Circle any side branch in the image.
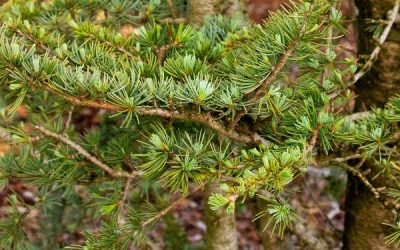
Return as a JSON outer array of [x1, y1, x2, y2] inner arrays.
[[231, 42, 297, 129], [35, 125, 141, 179], [141, 184, 204, 228], [43, 86, 260, 145], [352, 0, 400, 84], [339, 162, 400, 215], [230, 10, 312, 129]]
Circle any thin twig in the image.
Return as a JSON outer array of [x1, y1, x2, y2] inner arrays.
[[346, 111, 371, 121], [339, 162, 378, 197], [65, 107, 74, 130], [303, 124, 322, 159], [166, 0, 177, 19], [339, 162, 400, 214], [315, 152, 362, 167], [35, 125, 141, 179], [11, 27, 54, 56], [159, 17, 187, 24], [352, 0, 400, 84], [155, 41, 179, 66], [119, 176, 134, 210], [141, 184, 204, 228]]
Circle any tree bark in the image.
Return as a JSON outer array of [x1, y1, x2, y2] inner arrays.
[[187, 0, 248, 26], [186, 3, 244, 249], [252, 197, 288, 250], [187, 0, 218, 26], [204, 182, 238, 250], [343, 1, 400, 249]]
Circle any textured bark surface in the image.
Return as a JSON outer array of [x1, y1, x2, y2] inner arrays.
[[354, 0, 400, 109], [187, 0, 218, 26], [344, 0, 400, 249], [204, 182, 238, 250], [188, 0, 248, 26]]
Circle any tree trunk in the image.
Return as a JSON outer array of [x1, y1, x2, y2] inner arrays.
[[187, 0, 248, 26], [204, 182, 238, 250], [252, 198, 288, 250], [343, 1, 400, 249], [187, 0, 218, 26], [186, 3, 247, 249]]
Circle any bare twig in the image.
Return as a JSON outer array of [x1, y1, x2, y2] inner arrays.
[[119, 176, 134, 210], [159, 17, 187, 24], [141, 184, 204, 228], [65, 107, 74, 130], [339, 162, 400, 214], [346, 111, 371, 121], [315, 152, 362, 167], [339, 162, 378, 196], [303, 124, 321, 159], [166, 0, 177, 19], [155, 41, 179, 66], [352, 0, 400, 84], [35, 125, 141, 179]]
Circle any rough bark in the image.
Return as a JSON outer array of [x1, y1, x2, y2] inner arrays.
[[343, 0, 400, 249], [204, 182, 238, 250], [187, 0, 218, 26], [187, 0, 248, 26], [354, 0, 400, 109]]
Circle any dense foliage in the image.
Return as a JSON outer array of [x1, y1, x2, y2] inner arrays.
[[0, 0, 400, 249]]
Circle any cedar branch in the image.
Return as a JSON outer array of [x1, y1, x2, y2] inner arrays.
[[35, 125, 141, 179], [230, 8, 313, 129], [141, 184, 204, 228], [42, 85, 261, 145]]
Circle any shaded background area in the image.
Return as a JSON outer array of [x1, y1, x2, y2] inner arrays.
[[0, 0, 359, 249]]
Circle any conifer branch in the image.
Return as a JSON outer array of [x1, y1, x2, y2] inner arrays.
[[159, 17, 187, 24], [303, 124, 321, 159], [119, 176, 134, 211], [118, 176, 134, 223], [35, 125, 141, 179], [339, 162, 400, 215], [230, 8, 313, 129], [155, 41, 179, 65], [352, 0, 400, 84], [141, 184, 204, 228], [11, 26, 55, 56], [166, 0, 177, 19], [42, 85, 260, 145], [83, 32, 138, 59]]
